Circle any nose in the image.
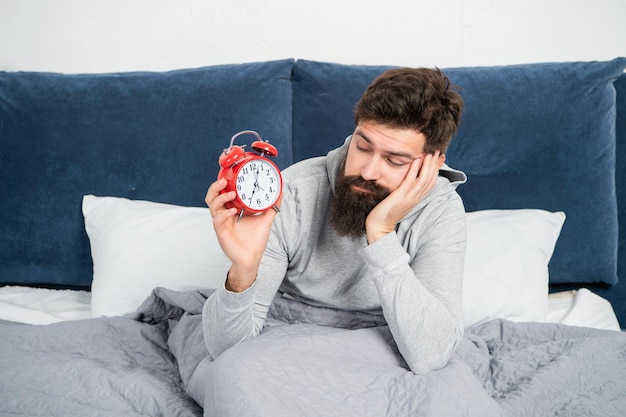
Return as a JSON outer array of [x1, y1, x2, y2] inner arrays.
[[360, 155, 383, 181]]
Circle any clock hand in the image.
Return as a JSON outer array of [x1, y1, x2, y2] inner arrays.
[[248, 186, 256, 204], [254, 165, 264, 191], [245, 165, 259, 205]]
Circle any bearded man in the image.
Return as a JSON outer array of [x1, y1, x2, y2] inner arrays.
[[203, 67, 466, 375]]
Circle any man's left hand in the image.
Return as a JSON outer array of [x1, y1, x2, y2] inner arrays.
[[365, 151, 442, 244]]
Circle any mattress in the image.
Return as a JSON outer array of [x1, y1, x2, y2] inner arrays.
[[0, 286, 91, 324]]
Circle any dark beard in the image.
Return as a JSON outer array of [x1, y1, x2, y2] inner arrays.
[[330, 172, 390, 239]]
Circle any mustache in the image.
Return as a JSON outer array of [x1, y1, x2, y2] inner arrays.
[[339, 175, 389, 195]]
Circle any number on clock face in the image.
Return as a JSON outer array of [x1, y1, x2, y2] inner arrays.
[[235, 159, 281, 210]]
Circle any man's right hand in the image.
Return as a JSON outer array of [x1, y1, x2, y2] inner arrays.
[[205, 178, 280, 292]]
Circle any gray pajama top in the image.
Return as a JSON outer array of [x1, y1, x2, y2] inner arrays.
[[203, 136, 467, 374]]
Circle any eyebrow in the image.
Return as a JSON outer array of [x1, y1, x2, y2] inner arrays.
[[356, 130, 417, 160]]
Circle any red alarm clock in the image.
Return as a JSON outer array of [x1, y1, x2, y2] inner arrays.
[[217, 130, 283, 219]]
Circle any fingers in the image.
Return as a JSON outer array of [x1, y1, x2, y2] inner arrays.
[[367, 151, 442, 242], [205, 178, 226, 207], [407, 155, 423, 180], [206, 179, 237, 220], [417, 151, 441, 185], [395, 151, 441, 204]]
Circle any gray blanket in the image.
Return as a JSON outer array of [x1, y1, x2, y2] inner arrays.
[[2, 287, 626, 417]]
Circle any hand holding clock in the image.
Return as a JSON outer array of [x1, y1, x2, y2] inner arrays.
[[206, 178, 281, 292], [208, 131, 284, 292]]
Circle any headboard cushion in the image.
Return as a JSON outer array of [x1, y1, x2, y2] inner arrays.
[[0, 59, 295, 288], [292, 58, 626, 285], [612, 73, 626, 321]]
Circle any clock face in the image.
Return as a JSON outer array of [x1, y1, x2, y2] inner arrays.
[[235, 158, 282, 211]]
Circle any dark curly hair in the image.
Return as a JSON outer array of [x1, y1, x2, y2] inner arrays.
[[354, 68, 463, 153]]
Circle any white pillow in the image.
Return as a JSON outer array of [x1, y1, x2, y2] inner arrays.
[[462, 209, 566, 328], [84, 196, 565, 324], [83, 195, 230, 317]]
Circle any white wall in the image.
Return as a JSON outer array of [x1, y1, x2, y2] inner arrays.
[[0, 0, 625, 73]]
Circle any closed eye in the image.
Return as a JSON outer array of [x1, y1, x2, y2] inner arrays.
[[357, 144, 410, 167], [386, 157, 409, 167]]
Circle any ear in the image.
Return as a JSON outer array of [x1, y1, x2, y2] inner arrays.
[[437, 154, 446, 169]]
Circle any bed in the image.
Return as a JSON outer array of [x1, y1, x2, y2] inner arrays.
[[1, 57, 626, 416]]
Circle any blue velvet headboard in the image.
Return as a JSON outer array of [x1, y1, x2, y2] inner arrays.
[[0, 59, 294, 288], [612, 73, 626, 322], [293, 58, 626, 287]]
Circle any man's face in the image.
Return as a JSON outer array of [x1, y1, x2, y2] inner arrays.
[[345, 121, 427, 192], [330, 121, 428, 238]]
